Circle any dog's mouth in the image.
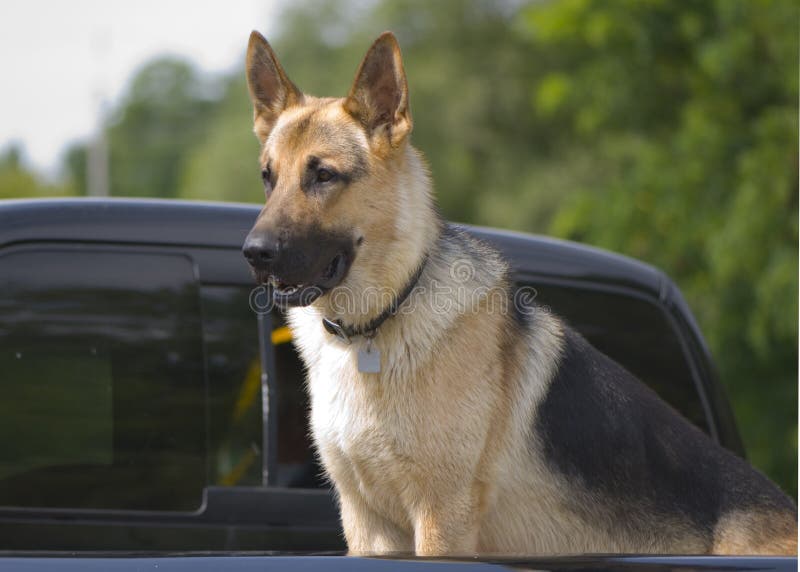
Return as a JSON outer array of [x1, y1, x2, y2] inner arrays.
[[263, 252, 350, 308]]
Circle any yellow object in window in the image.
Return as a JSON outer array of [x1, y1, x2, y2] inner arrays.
[[271, 325, 292, 345]]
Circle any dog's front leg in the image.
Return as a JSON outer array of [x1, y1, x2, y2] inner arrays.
[[413, 491, 482, 556], [338, 489, 413, 555]]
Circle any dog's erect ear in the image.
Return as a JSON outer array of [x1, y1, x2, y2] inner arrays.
[[344, 32, 411, 148], [246, 31, 303, 141]]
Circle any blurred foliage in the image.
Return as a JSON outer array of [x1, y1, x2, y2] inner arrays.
[[527, 0, 799, 497], [68, 58, 220, 198], [0, 145, 74, 199], [19, 0, 800, 496]]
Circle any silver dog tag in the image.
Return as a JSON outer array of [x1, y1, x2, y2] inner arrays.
[[358, 340, 381, 373]]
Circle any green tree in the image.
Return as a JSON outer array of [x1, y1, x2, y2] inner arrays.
[[110, 57, 220, 198], [522, 0, 798, 496], [68, 58, 220, 198], [178, 77, 260, 203], [0, 145, 74, 199]]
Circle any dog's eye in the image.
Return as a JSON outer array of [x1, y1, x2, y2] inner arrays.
[[261, 167, 272, 193], [316, 168, 336, 183]]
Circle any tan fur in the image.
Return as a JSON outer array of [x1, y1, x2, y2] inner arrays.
[[245, 30, 798, 556], [713, 510, 798, 555]]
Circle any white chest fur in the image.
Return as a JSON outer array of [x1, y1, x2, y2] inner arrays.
[[300, 329, 429, 524], [286, 303, 482, 525], [283, 252, 585, 553]]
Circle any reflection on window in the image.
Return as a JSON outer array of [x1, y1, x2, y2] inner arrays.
[[0, 249, 206, 511], [202, 286, 263, 487]]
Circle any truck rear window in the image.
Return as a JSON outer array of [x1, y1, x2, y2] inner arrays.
[[0, 248, 206, 511]]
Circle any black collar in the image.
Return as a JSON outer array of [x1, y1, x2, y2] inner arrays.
[[322, 254, 428, 343]]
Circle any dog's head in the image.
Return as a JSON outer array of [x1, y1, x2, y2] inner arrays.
[[242, 31, 422, 309]]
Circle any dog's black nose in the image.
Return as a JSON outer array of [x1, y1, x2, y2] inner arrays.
[[243, 234, 279, 269]]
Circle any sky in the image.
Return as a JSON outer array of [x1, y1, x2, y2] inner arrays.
[[0, 0, 279, 177]]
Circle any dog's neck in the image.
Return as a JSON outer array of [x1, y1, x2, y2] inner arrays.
[[311, 144, 440, 331], [321, 252, 429, 342], [287, 217, 510, 384]]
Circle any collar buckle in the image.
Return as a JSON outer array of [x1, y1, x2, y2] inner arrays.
[[322, 317, 351, 344]]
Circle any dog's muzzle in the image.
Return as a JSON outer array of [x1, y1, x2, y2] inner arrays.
[[242, 228, 355, 308]]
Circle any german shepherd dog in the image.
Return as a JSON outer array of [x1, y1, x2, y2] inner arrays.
[[242, 31, 797, 556]]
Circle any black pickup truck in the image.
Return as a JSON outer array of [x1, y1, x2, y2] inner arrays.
[[0, 198, 793, 571]]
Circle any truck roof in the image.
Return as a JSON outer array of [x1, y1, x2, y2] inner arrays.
[[0, 197, 663, 294]]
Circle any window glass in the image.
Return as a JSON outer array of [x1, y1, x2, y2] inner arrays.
[[201, 286, 263, 487], [272, 310, 326, 488], [530, 282, 709, 433], [0, 248, 206, 511]]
